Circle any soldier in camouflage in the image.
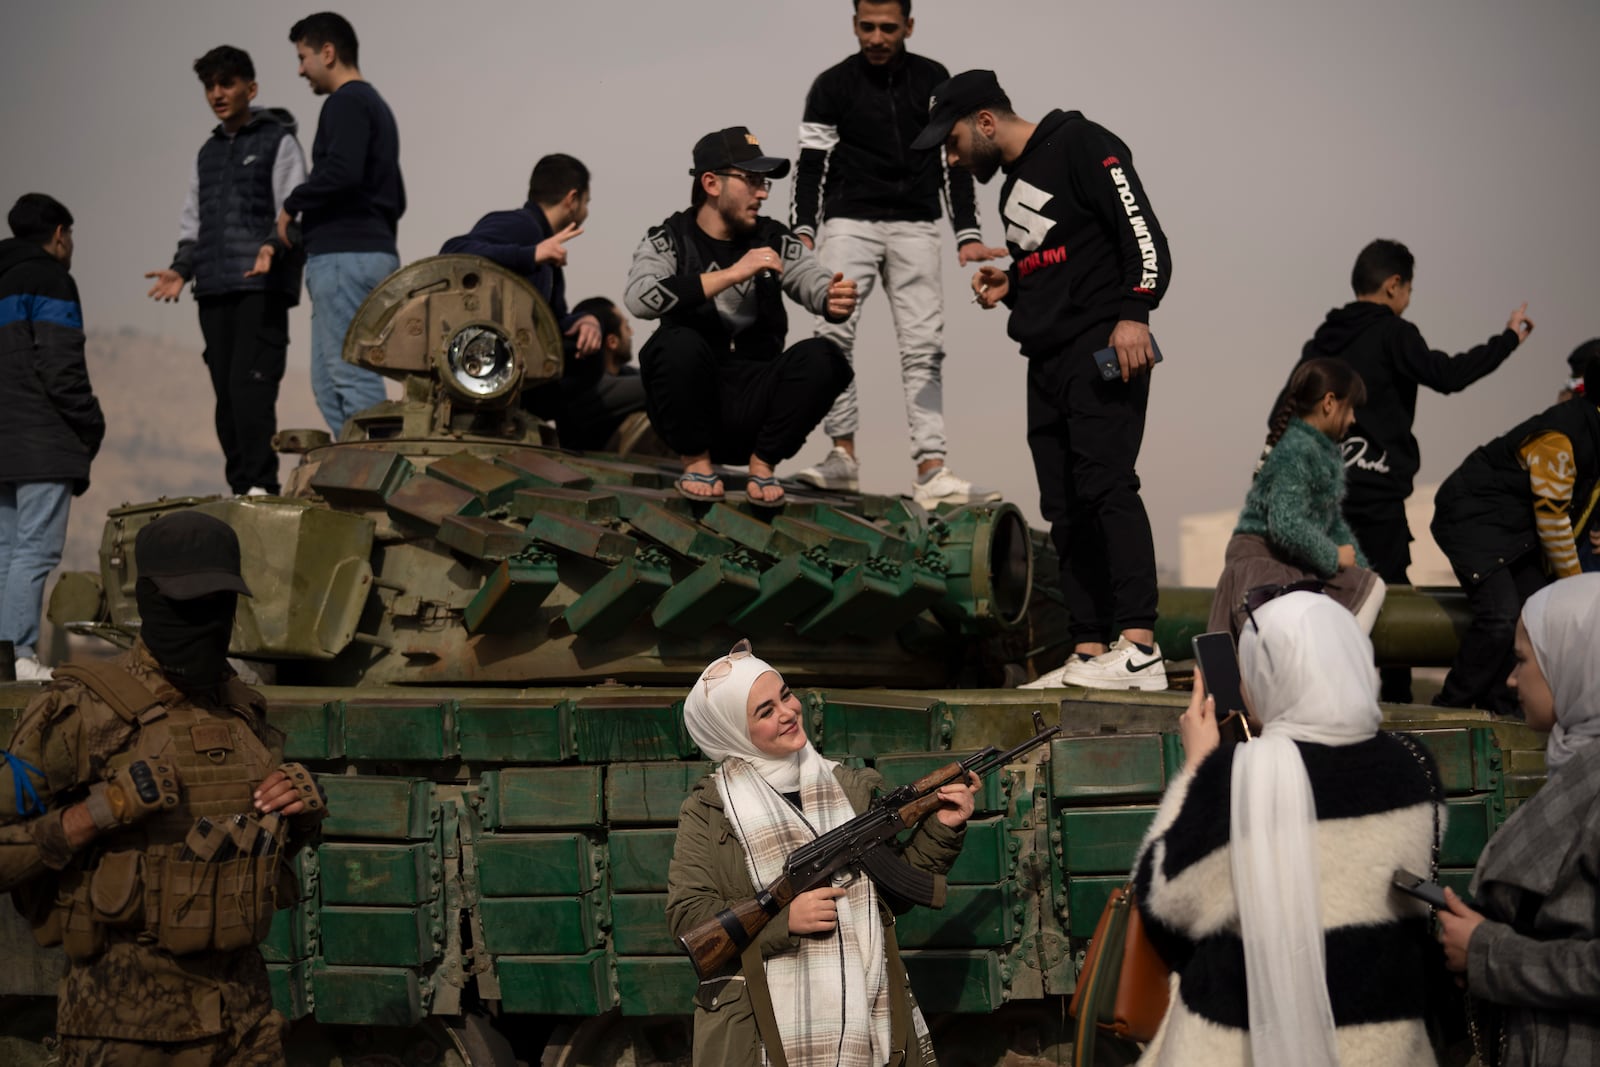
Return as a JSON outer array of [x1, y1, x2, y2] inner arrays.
[[0, 511, 326, 1066]]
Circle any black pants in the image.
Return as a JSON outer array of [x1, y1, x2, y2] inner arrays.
[[197, 292, 288, 493], [561, 371, 648, 451], [1347, 500, 1413, 703], [1026, 330, 1158, 645], [638, 327, 851, 465], [1434, 552, 1548, 716]]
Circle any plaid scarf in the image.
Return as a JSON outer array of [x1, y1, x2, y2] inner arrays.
[[718, 752, 891, 1067]]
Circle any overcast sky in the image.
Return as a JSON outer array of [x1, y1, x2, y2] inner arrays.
[[4, 0, 1596, 568]]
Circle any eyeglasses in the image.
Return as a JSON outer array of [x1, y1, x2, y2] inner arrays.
[[1239, 579, 1326, 633], [714, 171, 772, 193]]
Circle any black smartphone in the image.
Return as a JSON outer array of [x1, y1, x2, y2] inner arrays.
[[1392, 868, 1450, 909], [1191, 631, 1249, 744], [1093, 335, 1164, 381]]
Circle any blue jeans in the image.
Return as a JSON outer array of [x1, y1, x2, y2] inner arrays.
[[305, 251, 397, 435], [0, 481, 72, 660]]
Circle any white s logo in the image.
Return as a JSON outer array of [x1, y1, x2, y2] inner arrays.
[[1003, 180, 1055, 252]]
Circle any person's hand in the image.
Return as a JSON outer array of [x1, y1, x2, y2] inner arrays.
[[243, 245, 275, 279], [1180, 671, 1221, 771], [144, 269, 185, 301], [1109, 319, 1155, 383], [734, 246, 783, 282], [1438, 887, 1487, 974], [825, 272, 856, 319], [798, 234, 815, 251], [958, 242, 1008, 267], [275, 209, 292, 247], [536, 223, 584, 267], [565, 314, 602, 358], [252, 769, 311, 816], [788, 885, 847, 935], [1506, 302, 1533, 345], [1337, 543, 1358, 569], [971, 265, 1009, 309], [935, 771, 981, 828]]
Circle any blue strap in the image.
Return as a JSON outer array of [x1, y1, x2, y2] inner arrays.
[[3, 750, 47, 817]]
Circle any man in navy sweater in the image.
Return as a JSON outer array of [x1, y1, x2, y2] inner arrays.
[[272, 12, 405, 436], [439, 154, 602, 438], [921, 70, 1172, 691]]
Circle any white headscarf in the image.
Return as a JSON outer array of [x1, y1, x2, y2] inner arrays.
[[1230, 592, 1384, 1067], [683, 639, 813, 792], [1521, 573, 1600, 774]]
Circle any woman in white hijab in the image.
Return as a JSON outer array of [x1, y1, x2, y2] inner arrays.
[[1437, 573, 1600, 1066], [666, 640, 977, 1067], [1131, 591, 1443, 1066]]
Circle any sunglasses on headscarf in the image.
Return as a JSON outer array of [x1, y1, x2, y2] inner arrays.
[[1239, 579, 1327, 633], [700, 639, 755, 695]]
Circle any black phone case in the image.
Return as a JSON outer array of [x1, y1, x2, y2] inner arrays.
[[1093, 336, 1165, 380]]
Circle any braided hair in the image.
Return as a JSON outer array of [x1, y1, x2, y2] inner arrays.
[[1254, 358, 1368, 474]]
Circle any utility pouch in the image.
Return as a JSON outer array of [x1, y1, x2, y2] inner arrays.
[[156, 856, 218, 956], [88, 849, 145, 926], [15, 879, 64, 948], [211, 855, 272, 951], [59, 871, 106, 961]]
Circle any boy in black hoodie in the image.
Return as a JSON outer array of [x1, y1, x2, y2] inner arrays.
[[1302, 238, 1531, 701]]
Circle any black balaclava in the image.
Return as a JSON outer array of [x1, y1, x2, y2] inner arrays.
[[135, 578, 236, 690]]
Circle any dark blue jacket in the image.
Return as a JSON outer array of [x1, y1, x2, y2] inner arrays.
[[439, 203, 577, 326], [0, 239, 104, 492], [284, 81, 405, 256], [173, 108, 304, 303]]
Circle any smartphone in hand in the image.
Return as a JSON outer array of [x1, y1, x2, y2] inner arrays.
[[1093, 335, 1165, 381], [1392, 868, 1451, 909], [1192, 631, 1250, 745]]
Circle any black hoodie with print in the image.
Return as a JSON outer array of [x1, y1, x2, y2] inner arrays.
[[1300, 302, 1518, 510]]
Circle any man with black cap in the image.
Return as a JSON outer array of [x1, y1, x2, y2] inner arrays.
[[0, 510, 326, 1065], [625, 126, 858, 506], [915, 70, 1174, 691]]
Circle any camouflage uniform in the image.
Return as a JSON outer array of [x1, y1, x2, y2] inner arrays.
[[0, 641, 320, 1065]]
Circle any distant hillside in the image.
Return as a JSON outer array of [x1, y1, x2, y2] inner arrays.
[[59, 328, 325, 572]]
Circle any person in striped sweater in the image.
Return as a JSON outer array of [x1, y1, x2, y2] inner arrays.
[[1132, 591, 1445, 1066]]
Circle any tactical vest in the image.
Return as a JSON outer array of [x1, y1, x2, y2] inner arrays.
[[33, 662, 287, 961]]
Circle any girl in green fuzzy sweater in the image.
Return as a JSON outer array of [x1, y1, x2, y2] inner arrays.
[[1209, 358, 1387, 636]]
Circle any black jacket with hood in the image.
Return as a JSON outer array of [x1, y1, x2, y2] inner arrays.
[[1301, 302, 1518, 511], [0, 239, 104, 492]]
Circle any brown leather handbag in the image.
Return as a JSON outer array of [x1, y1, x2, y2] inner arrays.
[[1068, 884, 1171, 1059]]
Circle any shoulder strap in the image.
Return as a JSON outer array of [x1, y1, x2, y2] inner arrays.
[[739, 941, 790, 1067], [51, 662, 164, 725]]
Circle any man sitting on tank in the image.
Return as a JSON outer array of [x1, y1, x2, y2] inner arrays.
[[624, 126, 857, 506], [0, 512, 327, 1065]]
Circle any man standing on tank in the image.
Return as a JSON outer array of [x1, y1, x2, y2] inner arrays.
[[791, 0, 1006, 508], [272, 12, 405, 436], [0, 512, 327, 1066], [926, 71, 1172, 691]]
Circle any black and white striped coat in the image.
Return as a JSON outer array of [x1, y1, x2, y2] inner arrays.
[[1131, 733, 1445, 1066]]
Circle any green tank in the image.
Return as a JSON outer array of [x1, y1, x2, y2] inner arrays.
[[0, 257, 1543, 1066]]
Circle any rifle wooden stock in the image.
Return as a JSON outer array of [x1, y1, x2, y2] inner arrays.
[[679, 874, 797, 980]]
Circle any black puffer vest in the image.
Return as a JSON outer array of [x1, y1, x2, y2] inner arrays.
[[191, 108, 303, 303]]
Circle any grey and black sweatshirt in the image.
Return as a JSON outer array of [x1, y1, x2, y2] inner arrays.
[[624, 209, 845, 362]]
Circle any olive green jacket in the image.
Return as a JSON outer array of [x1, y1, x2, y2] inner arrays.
[[666, 764, 965, 1066]]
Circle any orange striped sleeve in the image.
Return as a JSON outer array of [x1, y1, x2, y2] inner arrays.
[[1519, 431, 1581, 578]]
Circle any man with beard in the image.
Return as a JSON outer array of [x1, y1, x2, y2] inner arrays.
[[625, 127, 857, 506], [558, 296, 647, 451], [917, 71, 1173, 690], [791, 0, 1005, 506], [0, 512, 327, 1065]]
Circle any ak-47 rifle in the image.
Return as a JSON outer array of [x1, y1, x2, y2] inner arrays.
[[679, 711, 1060, 980]]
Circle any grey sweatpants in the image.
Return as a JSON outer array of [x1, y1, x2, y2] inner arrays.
[[813, 218, 947, 463]]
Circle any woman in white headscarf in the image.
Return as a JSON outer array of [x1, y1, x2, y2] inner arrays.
[[1130, 591, 1444, 1066], [666, 641, 978, 1067], [1437, 573, 1600, 1066]]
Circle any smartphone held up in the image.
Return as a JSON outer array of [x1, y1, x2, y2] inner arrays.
[[1191, 631, 1251, 745]]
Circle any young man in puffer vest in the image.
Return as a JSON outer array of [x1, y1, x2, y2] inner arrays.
[[144, 45, 307, 498], [0, 512, 327, 1065]]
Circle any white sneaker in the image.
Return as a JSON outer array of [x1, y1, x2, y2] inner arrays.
[[912, 466, 1002, 507], [794, 447, 860, 492], [1018, 637, 1168, 692], [14, 656, 53, 682], [245, 487, 272, 497]]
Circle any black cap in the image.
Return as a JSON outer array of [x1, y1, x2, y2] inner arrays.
[[690, 127, 791, 180], [909, 69, 1010, 151], [134, 512, 253, 600]]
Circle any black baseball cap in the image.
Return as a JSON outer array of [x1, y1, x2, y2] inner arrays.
[[135, 512, 253, 600], [690, 127, 791, 179], [909, 69, 1012, 151]]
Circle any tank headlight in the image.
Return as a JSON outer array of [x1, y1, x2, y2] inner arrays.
[[444, 325, 517, 400]]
